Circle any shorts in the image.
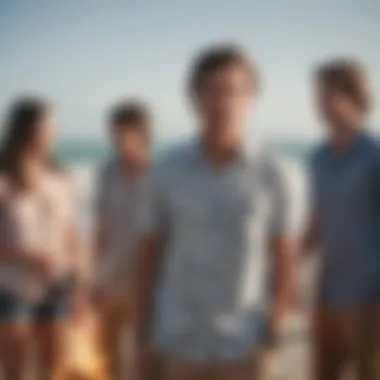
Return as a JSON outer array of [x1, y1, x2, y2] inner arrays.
[[0, 282, 71, 322]]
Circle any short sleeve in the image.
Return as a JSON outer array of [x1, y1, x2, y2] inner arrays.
[[138, 167, 168, 236], [268, 158, 297, 236]]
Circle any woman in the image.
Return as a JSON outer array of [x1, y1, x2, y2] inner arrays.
[[0, 97, 80, 379]]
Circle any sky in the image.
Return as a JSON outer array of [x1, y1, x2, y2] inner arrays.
[[0, 0, 379, 142]]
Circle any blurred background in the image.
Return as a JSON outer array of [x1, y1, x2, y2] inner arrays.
[[0, 0, 379, 229], [0, 1, 379, 379]]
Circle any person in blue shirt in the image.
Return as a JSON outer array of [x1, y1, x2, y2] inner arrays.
[[304, 59, 380, 380]]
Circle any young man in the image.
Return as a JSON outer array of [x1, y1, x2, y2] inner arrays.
[[135, 45, 297, 380], [304, 60, 380, 380], [94, 101, 151, 379]]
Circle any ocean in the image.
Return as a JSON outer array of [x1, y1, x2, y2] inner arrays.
[[60, 140, 311, 234]]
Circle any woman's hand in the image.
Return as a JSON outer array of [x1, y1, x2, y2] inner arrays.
[[31, 253, 56, 279]]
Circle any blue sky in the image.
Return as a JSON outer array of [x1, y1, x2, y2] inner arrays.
[[0, 0, 379, 141]]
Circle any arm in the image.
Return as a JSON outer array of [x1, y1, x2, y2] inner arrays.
[[133, 233, 164, 348], [62, 174, 87, 296], [0, 238, 53, 278], [301, 152, 322, 256], [0, 214, 50, 272], [269, 234, 298, 346], [93, 168, 110, 275], [94, 219, 108, 265], [66, 220, 84, 291], [267, 160, 298, 346], [0, 247, 48, 269], [301, 212, 321, 255], [0, 181, 51, 274], [133, 167, 167, 356]]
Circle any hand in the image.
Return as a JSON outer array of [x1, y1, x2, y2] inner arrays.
[[266, 315, 284, 349], [9, 248, 55, 278], [91, 283, 107, 310], [30, 254, 56, 279], [73, 289, 91, 319]]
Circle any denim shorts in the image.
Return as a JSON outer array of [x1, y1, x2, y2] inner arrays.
[[0, 282, 71, 322]]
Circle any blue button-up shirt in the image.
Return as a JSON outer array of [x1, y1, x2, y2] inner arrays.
[[139, 139, 295, 362], [311, 131, 380, 306]]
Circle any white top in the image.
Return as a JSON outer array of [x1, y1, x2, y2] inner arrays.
[[0, 170, 75, 301]]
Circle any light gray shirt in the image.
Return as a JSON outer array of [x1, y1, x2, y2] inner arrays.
[[140, 140, 295, 362], [96, 160, 147, 293]]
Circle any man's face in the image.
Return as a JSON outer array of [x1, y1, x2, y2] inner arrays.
[[315, 80, 363, 134], [112, 126, 149, 167], [192, 65, 254, 142]]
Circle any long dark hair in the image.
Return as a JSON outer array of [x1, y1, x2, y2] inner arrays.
[[0, 97, 57, 185]]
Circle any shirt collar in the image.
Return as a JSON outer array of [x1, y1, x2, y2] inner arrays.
[[327, 129, 368, 160]]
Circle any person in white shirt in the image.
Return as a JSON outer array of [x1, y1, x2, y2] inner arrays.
[[0, 98, 80, 380]]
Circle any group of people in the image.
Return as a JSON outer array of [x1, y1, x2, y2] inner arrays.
[[0, 43, 379, 380]]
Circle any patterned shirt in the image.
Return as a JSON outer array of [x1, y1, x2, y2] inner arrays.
[[311, 131, 380, 306], [139, 139, 295, 362], [96, 160, 147, 293]]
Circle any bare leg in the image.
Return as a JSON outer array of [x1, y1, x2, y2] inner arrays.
[[34, 321, 68, 380], [98, 296, 129, 379], [0, 321, 31, 380]]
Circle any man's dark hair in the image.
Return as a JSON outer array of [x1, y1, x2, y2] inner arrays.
[[188, 44, 259, 92], [315, 58, 372, 112], [108, 100, 150, 136]]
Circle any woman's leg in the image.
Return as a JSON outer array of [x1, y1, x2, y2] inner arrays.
[[35, 321, 68, 379], [0, 293, 32, 380], [33, 284, 71, 379]]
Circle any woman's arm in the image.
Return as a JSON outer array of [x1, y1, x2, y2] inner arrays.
[[0, 246, 52, 277], [63, 174, 87, 295]]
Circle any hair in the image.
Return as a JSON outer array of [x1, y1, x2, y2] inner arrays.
[[188, 43, 259, 92], [108, 100, 150, 139], [0, 97, 56, 184], [315, 58, 372, 112]]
